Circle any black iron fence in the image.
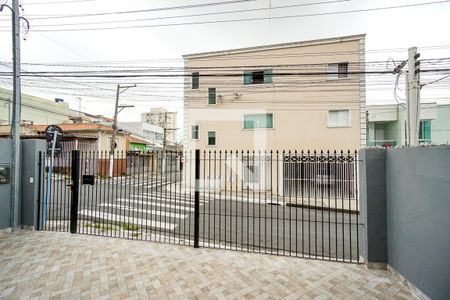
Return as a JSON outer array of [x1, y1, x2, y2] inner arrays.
[[38, 149, 361, 263]]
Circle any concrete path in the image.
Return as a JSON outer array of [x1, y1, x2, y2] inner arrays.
[[0, 231, 415, 299]]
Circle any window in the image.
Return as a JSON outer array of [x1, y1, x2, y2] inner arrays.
[[243, 113, 273, 129], [244, 69, 273, 85], [328, 110, 351, 127], [328, 63, 348, 79], [208, 88, 216, 104], [207, 131, 216, 146], [191, 125, 199, 140], [192, 72, 199, 89], [419, 120, 431, 143]]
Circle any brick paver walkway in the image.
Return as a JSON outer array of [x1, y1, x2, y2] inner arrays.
[[0, 231, 415, 299]]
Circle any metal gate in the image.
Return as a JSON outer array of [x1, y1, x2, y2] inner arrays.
[[38, 149, 361, 263]]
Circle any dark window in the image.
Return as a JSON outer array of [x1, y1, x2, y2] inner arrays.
[[192, 72, 199, 89], [208, 88, 216, 104], [338, 63, 348, 78], [419, 120, 431, 143], [191, 125, 199, 140], [244, 69, 273, 85], [208, 131, 216, 146]]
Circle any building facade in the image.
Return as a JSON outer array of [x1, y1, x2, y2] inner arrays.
[[141, 108, 177, 145], [367, 103, 450, 147], [182, 35, 366, 194], [183, 35, 366, 152], [0, 87, 70, 125]]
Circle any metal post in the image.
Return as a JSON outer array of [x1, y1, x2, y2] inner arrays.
[[70, 150, 81, 234], [10, 0, 22, 230], [36, 152, 42, 230], [194, 149, 200, 248], [408, 47, 421, 146]]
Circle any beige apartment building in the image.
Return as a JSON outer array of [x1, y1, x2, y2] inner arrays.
[[183, 34, 366, 152]]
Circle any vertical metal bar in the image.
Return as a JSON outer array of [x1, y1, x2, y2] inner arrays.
[[327, 150, 331, 261], [230, 150, 233, 250], [301, 150, 304, 258], [258, 150, 261, 253], [70, 150, 80, 234], [355, 150, 360, 263], [194, 149, 200, 248], [36, 152, 42, 230], [189, 150, 193, 245], [341, 150, 345, 261], [282, 150, 286, 256], [149, 151, 154, 242], [276, 151, 279, 255], [294, 150, 298, 257], [224, 150, 227, 249], [240, 150, 244, 251], [334, 150, 338, 261], [288, 150, 292, 256], [314, 150, 318, 259], [348, 150, 353, 262], [208, 150, 211, 247], [213, 150, 217, 248], [235, 150, 238, 251]]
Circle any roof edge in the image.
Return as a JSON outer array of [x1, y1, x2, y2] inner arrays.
[[183, 34, 366, 59]]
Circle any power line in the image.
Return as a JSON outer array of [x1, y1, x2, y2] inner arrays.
[[4, 0, 447, 32], [20, 0, 257, 20], [4, 0, 349, 27], [24, 0, 95, 5]]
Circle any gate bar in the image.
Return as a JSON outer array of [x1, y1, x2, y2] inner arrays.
[[70, 150, 81, 234]]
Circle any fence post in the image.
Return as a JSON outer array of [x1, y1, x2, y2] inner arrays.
[[36, 151, 42, 230], [194, 149, 200, 248], [70, 150, 81, 234]]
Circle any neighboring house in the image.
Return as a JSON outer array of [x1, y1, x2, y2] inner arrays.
[[367, 103, 450, 147], [183, 34, 366, 152], [141, 108, 177, 145], [0, 87, 70, 125], [119, 122, 164, 150]]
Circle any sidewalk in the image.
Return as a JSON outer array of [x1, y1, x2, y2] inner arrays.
[[0, 231, 416, 299]]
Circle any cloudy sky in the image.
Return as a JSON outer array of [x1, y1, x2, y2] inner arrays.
[[0, 0, 449, 140]]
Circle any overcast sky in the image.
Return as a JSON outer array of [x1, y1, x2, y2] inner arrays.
[[1, 0, 449, 140]]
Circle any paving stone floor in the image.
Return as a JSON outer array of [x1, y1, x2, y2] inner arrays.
[[0, 231, 416, 299]]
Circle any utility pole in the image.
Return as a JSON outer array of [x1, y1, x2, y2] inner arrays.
[[109, 84, 136, 177], [77, 97, 82, 118], [10, 0, 22, 230], [407, 47, 421, 146], [161, 111, 177, 173]]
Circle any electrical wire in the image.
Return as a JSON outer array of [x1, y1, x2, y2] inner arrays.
[[2, 0, 447, 32]]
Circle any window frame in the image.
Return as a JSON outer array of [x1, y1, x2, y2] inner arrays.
[[191, 125, 199, 140], [327, 109, 351, 128], [243, 113, 274, 130], [208, 87, 217, 105], [419, 120, 432, 143], [327, 62, 349, 80], [191, 72, 199, 89], [243, 69, 273, 85], [207, 131, 216, 146]]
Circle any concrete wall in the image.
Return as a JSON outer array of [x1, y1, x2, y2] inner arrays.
[[358, 149, 387, 265], [0, 139, 12, 229], [0, 139, 46, 230], [21, 140, 46, 228], [386, 146, 450, 300], [360, 147, 450, 300]]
